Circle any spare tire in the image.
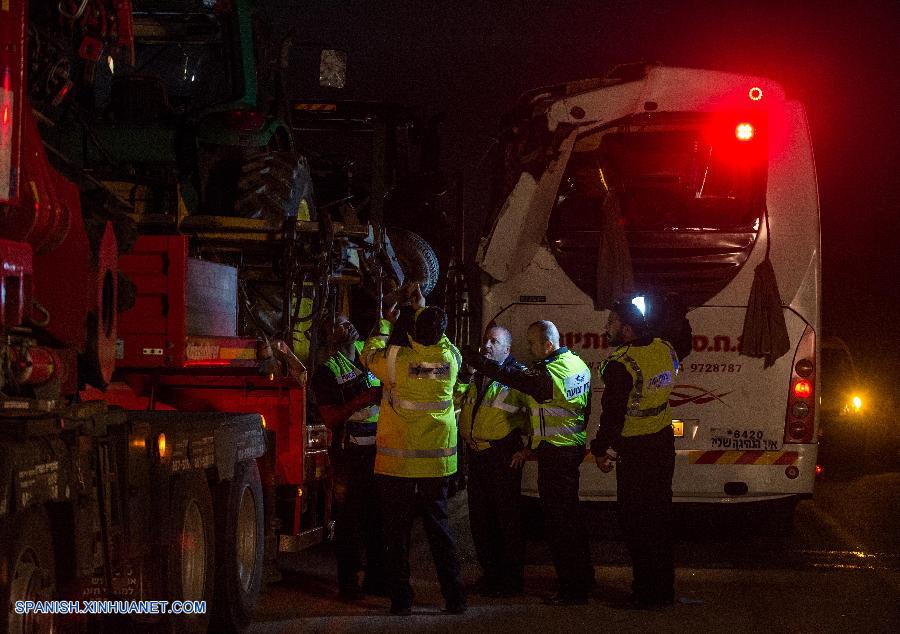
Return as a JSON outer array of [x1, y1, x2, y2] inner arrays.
[[387, 227, 440, 296]]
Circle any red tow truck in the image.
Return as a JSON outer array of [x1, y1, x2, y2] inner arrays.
[[0, 2, 389, 632]]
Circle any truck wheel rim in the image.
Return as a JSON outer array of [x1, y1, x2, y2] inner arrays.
[[9, 549, 54, 633], [182, 501, 206, 601], [236, 484, 259, 591]]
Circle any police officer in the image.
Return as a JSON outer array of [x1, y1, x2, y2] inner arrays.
[[310, 315, 385, 600], [361, 288, 467, 616], [458, 325, 529, 597], [591, 300, 679, 608], [463, 320, 594, 605]]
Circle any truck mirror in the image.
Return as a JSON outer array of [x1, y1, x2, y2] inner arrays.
[[319, 49, 347, 89]]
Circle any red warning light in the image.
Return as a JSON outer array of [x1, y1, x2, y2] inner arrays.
[[793, 379, 812, 398], [735, 122, 755, 141], [749, 86, 763, 101]]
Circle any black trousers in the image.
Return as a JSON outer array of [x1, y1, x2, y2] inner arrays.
[[536, 442, 594, 598], [378, 475, 466, 609], [467, 435, 524, 591], [333, 445, 384, 591], [616, 425, 676, 604]]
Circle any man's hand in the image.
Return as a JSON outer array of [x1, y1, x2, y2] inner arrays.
[[382, 301, 400, 324], [407, 282, 426, 309], [595, 453, 616, 473], [510, 447, 532, 469]]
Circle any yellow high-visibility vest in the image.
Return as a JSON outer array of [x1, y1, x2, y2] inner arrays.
[[527, 349, 591, 448], [602, 338, 678, 437], [459, 373, 528, 450], [362, 319, 461, 477]]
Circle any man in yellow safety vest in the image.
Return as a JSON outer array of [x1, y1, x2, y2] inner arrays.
[[311, 315, 384, 600], [457, 325, 529, 597], [361, 286, 466, 616], [463, 320, 595, 605], [591, 300, 680, 608]]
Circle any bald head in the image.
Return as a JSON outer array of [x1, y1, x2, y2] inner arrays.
[[526, 320, 560, 360]]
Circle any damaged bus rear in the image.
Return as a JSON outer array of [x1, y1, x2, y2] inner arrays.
[[477, 64, 820, 526]]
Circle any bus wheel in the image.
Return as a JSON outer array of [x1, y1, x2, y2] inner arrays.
[[0, 508, 57, 634], [165, 472, 215, 634], [212, 460, 265, 633]]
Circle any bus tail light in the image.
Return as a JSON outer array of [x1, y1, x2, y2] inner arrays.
[[735, 122, 755, 141], [784, 325, 815, 444]]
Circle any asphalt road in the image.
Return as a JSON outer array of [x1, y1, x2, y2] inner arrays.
[[251, 468, 900, 633]]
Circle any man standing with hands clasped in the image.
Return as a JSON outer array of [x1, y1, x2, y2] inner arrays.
[[457, 325, 529, 597], [591, 300, 680, 608]]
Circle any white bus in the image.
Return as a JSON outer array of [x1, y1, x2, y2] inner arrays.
[[476, 64, 819, 527]]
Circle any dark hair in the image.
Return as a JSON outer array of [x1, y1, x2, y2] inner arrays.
[[414, 306, 448, 346], [611, 300, 646, 333]]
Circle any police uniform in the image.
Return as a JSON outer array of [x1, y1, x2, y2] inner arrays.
[[362, 317, 466, 613], [591, 336, 679, 606], [464, 346, 595, 602], [311, 340, 384, 596], [458, 357, 529, 595]]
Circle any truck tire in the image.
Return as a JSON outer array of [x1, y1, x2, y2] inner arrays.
[[0, 508, 57, 634], [386, 227, 440, 296], [211, 460, 264, 633], [235, 152, 315, 223], [164, 472, 215, 634]]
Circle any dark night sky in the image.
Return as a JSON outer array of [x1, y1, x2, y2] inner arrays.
[[266, 0, 900, 384]]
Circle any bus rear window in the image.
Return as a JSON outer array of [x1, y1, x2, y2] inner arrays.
[[547, 116, 768, 304], [553, 121, 767, 232]]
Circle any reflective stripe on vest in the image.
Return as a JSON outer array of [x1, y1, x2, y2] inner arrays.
[[348, 404, 380, 422], [386, 345, 400, 385], [348, 435, 376, 446], [529, 405, 582, 419], [626, 401, 668, 418], [385, 344, 452, 411], [460, 381, 527, 447], [325, 343, 380, 423], [489, 387, 524, 414], [377, 445, 458, 458], [373, 335, 461, 477], [528, 350, 590, 448], [390, 397, 453, 411], [611, 339, 677, 437]]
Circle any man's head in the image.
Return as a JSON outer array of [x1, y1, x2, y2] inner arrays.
[[606, 300, 646, 347], [481, 325, 512, 364], [324, 315, 359, 348], [413, 306, 448, 346], [526, 320, 560, 361]]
